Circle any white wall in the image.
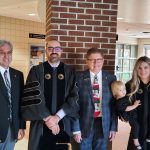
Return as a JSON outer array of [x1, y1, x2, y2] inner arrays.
[[118, 35, 138, 45], [118, 35, 150, 57]]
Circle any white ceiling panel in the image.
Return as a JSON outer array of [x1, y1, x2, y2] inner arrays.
[[0, 0, 150, 38]]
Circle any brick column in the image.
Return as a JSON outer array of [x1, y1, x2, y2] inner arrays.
[[46, 0, 118, 73]]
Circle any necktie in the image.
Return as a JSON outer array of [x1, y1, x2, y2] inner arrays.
[[4, 70, 12, 119], [93, 75, 101, 118]]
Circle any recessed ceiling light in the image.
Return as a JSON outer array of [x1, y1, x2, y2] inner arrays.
[[28, 13, 36, 16], [117, 17, 123, 20]]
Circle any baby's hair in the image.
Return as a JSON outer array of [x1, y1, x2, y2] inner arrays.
[[111, 80, 125, 98]]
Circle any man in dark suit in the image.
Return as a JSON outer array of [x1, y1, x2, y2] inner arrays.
[[72, 48, 118, 150], [0, 40, 25, 150]]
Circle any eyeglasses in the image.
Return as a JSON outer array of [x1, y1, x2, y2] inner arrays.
[[47, 47, 62, 52], [87, 58, 104, 63], [0, 51, 12, 56]]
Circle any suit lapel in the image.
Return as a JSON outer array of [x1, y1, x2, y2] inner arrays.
[[9, 68, 17, 103], [0, 73, 8, 98], [83, 70, 93, 101], [102, 71, 109, 99]]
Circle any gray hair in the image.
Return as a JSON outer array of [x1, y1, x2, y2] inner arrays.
[[0, 40, 13, 51]]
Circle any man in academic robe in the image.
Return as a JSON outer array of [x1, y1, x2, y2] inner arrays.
[[21, 40, 79, 150]]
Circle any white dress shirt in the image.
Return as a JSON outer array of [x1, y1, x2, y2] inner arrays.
[[0, 66, 11, 87]]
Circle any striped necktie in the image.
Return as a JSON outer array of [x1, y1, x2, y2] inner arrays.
[[4, 70, 12, 119], [93, 75, 101, 118]]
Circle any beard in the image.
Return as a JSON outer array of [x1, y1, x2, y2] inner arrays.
[[49, 53, 60, 63]]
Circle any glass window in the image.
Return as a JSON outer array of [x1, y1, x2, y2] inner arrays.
[[117, 44, 124, 57], [123, 59, 130, 72], [131, 45, 137, 57], [130, 59, 136, 71], [123, 45, 130, 57], [144, 45, 150, 58], [115, 44, 137, 83], [117, 59, 123, 72]]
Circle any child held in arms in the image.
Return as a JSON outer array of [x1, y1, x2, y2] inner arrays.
[[111, 81, 142, 150]]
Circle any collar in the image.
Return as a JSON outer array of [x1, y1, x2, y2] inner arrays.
[[48, 61, 60, 68], [0, 65, 9, 75], [90, 70, 102, 77]]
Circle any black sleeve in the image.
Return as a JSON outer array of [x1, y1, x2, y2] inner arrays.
[[21, 66, 50, 121], [116, 98, 129, 112], [61, 70, 79, 118]]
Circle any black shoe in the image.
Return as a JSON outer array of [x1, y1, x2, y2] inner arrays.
[[146, 138, 150, 142], [135, 145, 142, 150]]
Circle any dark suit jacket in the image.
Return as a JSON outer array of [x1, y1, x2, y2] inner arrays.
[[0, 67, 25, 143], [72, 70, 118, 138]]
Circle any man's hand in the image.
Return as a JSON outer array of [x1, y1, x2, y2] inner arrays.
[[109, 131, 116, 141], [17, 129, 25, 140], [51, 124, 60, 135], [44, 115, 60, 129], [73, 133, 82, 143]]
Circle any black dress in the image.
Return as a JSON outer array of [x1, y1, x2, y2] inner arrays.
[[126, 81, 150, 150]]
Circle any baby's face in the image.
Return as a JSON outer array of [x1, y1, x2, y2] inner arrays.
[[116, 85, 126, 99]]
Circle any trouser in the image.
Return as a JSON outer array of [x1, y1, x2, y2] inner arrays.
[[0, 124, 16, 150], [129, 118, 139, 139], [79, 117, 108, 150]]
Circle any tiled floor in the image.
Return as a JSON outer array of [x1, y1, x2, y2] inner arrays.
[[14, 120, 130, 150], [112, 120, 130, 150], [14, 122, 29, 150], [14, 139, 28, 150]]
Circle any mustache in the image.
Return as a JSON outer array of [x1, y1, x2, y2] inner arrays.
[[50, 53, 58, 56]]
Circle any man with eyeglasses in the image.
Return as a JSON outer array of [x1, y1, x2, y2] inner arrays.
[[0, 40, 25, 150], [72, 48, 118, 150], [21, 40, 79, 150]]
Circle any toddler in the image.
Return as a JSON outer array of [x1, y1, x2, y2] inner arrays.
[[111, 81, 142, 150]]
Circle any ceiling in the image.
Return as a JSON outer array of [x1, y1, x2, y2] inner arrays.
[[0, 0, 150, 38], [117, 0, 150, 38], [0, 0, 45, 22]]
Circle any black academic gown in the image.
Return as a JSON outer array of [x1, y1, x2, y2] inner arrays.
[[21, 62, 79, 150]]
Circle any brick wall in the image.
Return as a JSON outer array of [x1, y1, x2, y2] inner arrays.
[[46, 0, 118, 73]]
